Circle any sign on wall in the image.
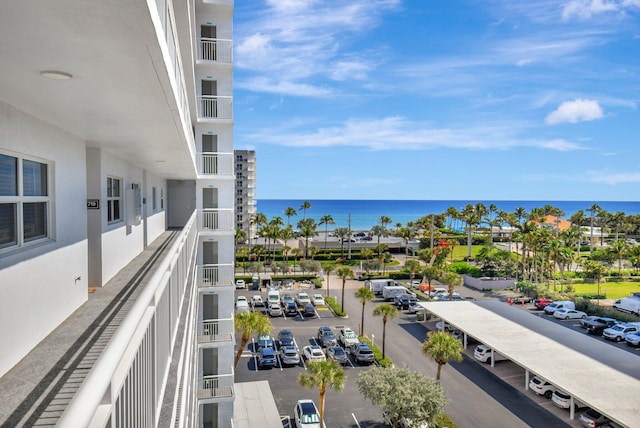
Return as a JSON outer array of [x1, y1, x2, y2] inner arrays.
[[87, 199, 100, 209]]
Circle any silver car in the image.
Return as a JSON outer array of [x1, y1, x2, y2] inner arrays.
[[280, 346, 300, 366]]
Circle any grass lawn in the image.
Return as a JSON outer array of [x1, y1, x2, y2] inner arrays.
[[573, 281, 640, 299], [451, 244, 482, 261]]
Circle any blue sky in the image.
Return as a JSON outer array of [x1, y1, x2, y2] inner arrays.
[[233, 0, 640, 201]]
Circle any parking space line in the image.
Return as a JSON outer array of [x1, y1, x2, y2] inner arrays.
[[352, 413, 361, 427]]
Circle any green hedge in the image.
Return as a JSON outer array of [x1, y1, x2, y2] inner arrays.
[[359, 335, 393, 367], [325, 296, 346, 317]]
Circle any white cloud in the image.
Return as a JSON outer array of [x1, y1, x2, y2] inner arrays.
[[545, 99, 604, 124], [561, 0, 640, 21]]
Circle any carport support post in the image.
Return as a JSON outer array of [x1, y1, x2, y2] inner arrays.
[[569, 398, 575, 420], [490, 349, 495, 368], [524, 370, 530, 390]]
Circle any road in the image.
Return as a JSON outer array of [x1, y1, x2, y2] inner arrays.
[[333, 276, 571, 428]]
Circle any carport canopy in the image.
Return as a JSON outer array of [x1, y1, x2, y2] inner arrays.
[[420, 301, 640, 427]]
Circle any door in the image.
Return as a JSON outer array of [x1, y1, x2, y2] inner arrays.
[[200, 25, 217, 60], [201, 80, 218, 117]]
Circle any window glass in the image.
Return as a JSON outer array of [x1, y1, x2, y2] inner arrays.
[[23, 160, 48, 196], [0, 203, 17, 248], [23, 202, 47, 241], [0, 154, 18, 196]]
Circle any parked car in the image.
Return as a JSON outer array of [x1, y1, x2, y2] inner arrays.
[[302, 304, 316, 318], [236, 296, 250, 313], [583, 317, 619, 336], [257, 334, 274, 349], [534, 297, 554, 310], [317, 326, 338, 347], [284, 302, 299, 317], [280, 345, 301, 366], [296, 292, 311, 306], [544, 300, 575, 315], [624, 331, 640, 347], [235, 279, 246, 289], [580, 315, 600, 328], [407, 303, 424, 314], [474, 344, 507, 364], [258, 347, 277, 369], [529, 376, 555, 398], [281, 293, 295, 306], [552, 389, 586, 410], [553, 308, 587, 320], [603, 323, 640, 342], [579, 408, 610, 427], [294, 399, 322, 428], [250, 295, 264, 308], [350, 342, 375, 365], [277, 330, 295, 347], [338, 327, 359, 347], [326, 346, 350, 365], [302, 345, 326, 363], [312, 294, 325, 306], [268, 303, 283, 317], [394, 295, 412, 310]]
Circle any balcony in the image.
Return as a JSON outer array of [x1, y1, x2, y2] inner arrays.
[[198, 152, 234, 176], [197, 263, 234, 287], [199, 208, 234, 231], [199, 38, 232, 63], [198, 96, 233, 120], [198, 317, 234, 344], [199, 372, 234, 400]]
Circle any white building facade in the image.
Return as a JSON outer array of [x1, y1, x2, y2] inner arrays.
[[0, 0, 235, 426]]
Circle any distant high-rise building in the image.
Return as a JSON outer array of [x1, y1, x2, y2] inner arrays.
[[234, 150, 257, 241]]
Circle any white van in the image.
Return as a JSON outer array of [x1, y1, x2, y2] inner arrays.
[[267, 289, 280, 306], [382, 285, 414, 301], [365, 279, 398, 295], [543, 300, 575, 315]]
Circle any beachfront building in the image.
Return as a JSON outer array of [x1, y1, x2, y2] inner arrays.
[[234, 150, 257, 241], [0, 0, 236, 426]]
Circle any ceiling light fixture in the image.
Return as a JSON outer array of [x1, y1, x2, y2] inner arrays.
[[39, 70, 73, 80]]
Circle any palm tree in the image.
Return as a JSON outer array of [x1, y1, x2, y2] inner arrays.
[[355, 287, 375, 336], [235, 228, 246, 246], [319, 214, 335, 251], [299, 201, 312, 219], [298, 360, 346, 428], [405, 258, 421, 285], [609, 239, 629, 276], [373, 303, 398, 359], [587, 203, 601, 253], [370, 224, 387, 259], [336, 267, 354, 313], [333, 227, 350, 257], [583, 260, 606, 303], [322, 263, 335, 297], [234, 311, 272, 367], [298, 217, 318, 258], [440, 271, 463, 298], [460, 204, 483, 259], [394, 223, 418, 259], [284, 206, 297, 226], [422, 330, 463, 381], [422, 266, 440, 297]]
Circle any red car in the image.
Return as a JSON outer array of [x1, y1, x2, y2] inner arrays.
[[534, 298, 554, 310]]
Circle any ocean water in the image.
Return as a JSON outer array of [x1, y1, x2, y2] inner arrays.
[[256, 199, 640, 231]]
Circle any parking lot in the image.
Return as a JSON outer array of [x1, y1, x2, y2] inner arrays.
[[234, 287, 389, 428]]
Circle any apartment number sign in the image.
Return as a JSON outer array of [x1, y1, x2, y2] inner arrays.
[[87, 199, 100, 209]]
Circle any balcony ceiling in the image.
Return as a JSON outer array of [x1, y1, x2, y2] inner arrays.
[[0, 0, 196, 179]]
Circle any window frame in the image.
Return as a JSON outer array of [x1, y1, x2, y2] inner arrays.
[[0, 151, 52, 252], [107, 176, 122, 224]]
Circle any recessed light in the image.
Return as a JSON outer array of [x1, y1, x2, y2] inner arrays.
[[40, 70, 73, 80]]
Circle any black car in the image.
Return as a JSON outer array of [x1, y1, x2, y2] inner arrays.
[[583, 317, 619, 336], [284, 302, 299, 317], [277, 329, 295, 347], [396, 295, 412, 310], [302, 304, 316, 318]]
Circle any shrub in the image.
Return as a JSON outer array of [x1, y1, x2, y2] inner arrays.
[[359, 336, 393, 367], [325, 296, 346, 317], [434, 412, 457, 428]]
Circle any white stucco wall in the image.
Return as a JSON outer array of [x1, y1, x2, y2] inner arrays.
[[0, 102, 88, 376], [145, 172, 166, 245]]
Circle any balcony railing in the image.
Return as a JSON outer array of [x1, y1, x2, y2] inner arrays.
[[199, 38, 232, 63], [197, 263, 234, 287], [199, 209, 234, 231], [198, 317, 234, 344], [199, 372, 234, 400], [198, 96, 233, 120], [198, 152, 234, 176]]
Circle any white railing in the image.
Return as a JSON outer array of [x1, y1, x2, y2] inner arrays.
[[199, 208, 234, 231], [198, 96, 233, 119], [198, 152, 234, 175], [198, 372, 234, 399], [199, 38, 233, 63], [198, 263, 234, 287], [58, 212, 198, 427], [198, 316, 234, 343]]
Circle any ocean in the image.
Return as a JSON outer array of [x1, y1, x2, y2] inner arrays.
[[256, 199, 640, 231]]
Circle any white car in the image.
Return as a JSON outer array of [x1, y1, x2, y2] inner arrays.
[[235, 279, 246, 289], [552, 389, 585, 410], [553, 308, 587, 320], [312, 294, 325, 306], [294, 399, 322, 428], [268, 303, 283, 317], [474, 344, 507, 364], [529, 376, 555, 398], [338, 327, 359, 347], [301, 345, 326, 363], [296, 292, 311, 306], [236, 296, 248, 306]]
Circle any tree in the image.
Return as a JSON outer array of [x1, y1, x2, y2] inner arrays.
[[422, 330, 464, 381], [322, 263, 335, 297], [319, 214, 335, 251], [373, 303, 398, 359], [300, 200, 312, 219], [298, 217, 318, 258], [440, 271, 463, 298], [234, 311, 271, 368], [394, 223, 418, 259], [298, 360, 346, 428], [336, 267, 354, 313], [284, 206, 297, 226], [405, 258, 421, 284], [587, 203, 601, 253], [235, 227, 246, 245], [421, 266, 440, 297], [357, 366, 447, 428], [460, 203, 483, 259], [355, 287, 375, 336], [582, 260, 606, 303], [333, 227, 350, 257]]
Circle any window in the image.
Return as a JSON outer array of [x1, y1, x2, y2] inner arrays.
[[237, 198, 243, 205], [0, 152, 50, 250], [160, 188, 164, 209], [152, 187, 157, 210], [107, 177, 121, 223]]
